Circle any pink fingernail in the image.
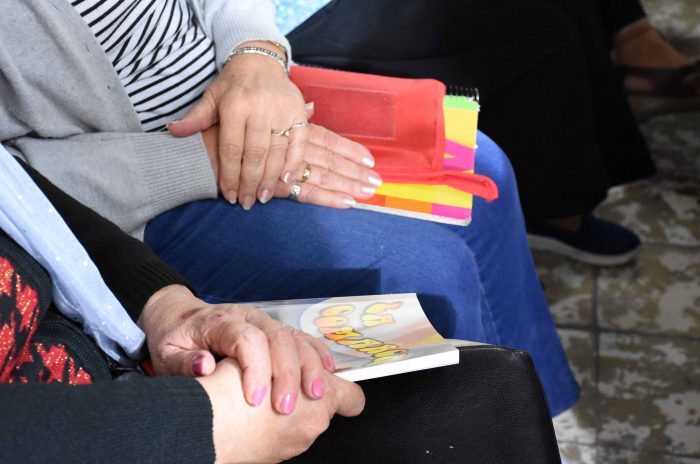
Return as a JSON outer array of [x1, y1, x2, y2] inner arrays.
[[282, 171, 293, 184], [192, 356, 205, 376], [343, 198, 357, 207], [280, 393, 297, 415], [362, 156, 375, 168], [252, 386, 267, 407], [305, 102, 315, 111], [362, 186, 376, 195], [325, 356, 336, 372], [311, 378, 325, 399]]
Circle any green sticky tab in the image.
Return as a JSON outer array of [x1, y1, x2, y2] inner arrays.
[[444, 95, 480, 111]]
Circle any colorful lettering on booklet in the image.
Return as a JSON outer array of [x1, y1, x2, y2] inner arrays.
[[314, 302, 408, 366]]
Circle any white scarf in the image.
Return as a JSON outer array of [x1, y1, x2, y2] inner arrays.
[[0, 144, 145, 363]]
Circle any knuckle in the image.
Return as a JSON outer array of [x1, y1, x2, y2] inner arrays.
[[243, 146, 267, 165], [220, 142, 244, 160], [300, 184, 320, 203], [318, 170, 334, 188], [306, 415, 330, 438]]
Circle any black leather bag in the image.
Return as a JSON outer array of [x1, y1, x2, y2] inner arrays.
[[290, 345, 561, 464]]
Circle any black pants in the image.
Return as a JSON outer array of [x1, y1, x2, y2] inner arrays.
[[289, 0, 655, 221], [588, 0, 646, 45]]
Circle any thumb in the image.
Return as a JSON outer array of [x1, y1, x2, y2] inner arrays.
[[159, 347, 217, 377], [167, 97, 219, 137], [330, 376, 365, 417]]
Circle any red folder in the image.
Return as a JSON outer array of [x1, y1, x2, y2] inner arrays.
[[289, 65, 498, 201]]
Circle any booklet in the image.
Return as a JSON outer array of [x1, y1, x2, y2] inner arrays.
[[246, 293, 459, 382]]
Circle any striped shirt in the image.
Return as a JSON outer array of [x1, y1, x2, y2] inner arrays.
[[71, 0, 218, 132]]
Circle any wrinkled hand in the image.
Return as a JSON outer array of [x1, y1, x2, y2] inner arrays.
[[168, 41, 308, 210], [198, 358, 365, 464], [139, 285, 335, 415]]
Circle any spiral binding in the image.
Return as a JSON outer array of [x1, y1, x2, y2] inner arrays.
[[446, 84, 480, 102]]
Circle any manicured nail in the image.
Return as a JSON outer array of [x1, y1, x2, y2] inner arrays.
[[368, 175, 382, 186], [343, 198, 357, 207], [192, 356, 205, 376], [259, 189, 272, 204], [305, 102, 315, 111], [166, 119, 181, 127], [241, 195, 255, 211], [280, 393, 297, 415], [282, 171, 293, 184], [362, 156, 375, 168], [311, 378, 325, 399], [362, 186, 376, 195], [252, 386, 267, 407], [325, 356, 336, 372], [227, 190, 237, 205]]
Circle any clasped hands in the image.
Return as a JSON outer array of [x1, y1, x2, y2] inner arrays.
[[168, 41, 382, 211], [140, 284, 365, 463]]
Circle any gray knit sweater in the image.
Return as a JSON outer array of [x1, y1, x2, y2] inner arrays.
[[0, 0, 290, 238]]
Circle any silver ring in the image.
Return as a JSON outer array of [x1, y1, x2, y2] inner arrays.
[[271, 128, 289, 137], [288, 122, 308, 131], [288, 182, 302, 201]]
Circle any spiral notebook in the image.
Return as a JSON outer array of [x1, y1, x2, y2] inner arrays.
[[289, 65, 496, 226]]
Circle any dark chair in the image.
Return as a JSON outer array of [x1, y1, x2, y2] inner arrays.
[[289, 344, 562, 464]]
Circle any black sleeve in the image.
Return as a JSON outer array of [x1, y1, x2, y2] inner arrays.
[[15, 158, 196, 322], [0, 377, 215, 463]]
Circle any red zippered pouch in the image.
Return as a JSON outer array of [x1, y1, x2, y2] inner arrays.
[[289, 65, 498, 201]]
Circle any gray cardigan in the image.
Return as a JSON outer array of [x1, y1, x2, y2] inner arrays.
[[0, 0, 290, 238]]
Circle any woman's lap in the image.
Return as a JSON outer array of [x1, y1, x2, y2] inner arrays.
[[144, 131, 578, 415]]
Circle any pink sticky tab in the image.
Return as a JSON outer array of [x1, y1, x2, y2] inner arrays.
[[444, 140, 475, 170]]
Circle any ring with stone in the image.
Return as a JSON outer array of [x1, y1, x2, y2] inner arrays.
[[288, 182, 302, 201], [271, 128, 289, 137], [288, 121, 308, 132], [299, 165, 312, 183]]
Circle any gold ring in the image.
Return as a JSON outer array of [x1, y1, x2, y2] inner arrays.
[[299, 165, 312, 183], [288, 182, 302, 201], [271, 128, 289, 137]]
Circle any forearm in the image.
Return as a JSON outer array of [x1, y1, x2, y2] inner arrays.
[[16, 159, 194, 322], [8, 132, 218, 238], [0, 377, 214, 463]]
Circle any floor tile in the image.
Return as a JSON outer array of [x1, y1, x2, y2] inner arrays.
[[597, 332, 700, 457], [641, 113, 700, 184], [596, 181, 700, 247], [598, 244, 700, 337], [598, 447, 700, 464], [554, 330, 598, 445], [533, 252, 595, 327], [559, 442, 597, 464]]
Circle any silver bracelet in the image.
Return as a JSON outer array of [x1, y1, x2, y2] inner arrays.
[[225, 46, 289, 73]]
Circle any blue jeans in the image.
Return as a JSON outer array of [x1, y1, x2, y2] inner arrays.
[[145, 132, 579, 416]]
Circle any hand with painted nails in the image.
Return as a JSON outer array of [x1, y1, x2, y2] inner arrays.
[[167, 41, 308, 211], [138, 284, 335, 415], [274, 123, 383, 208], [197, 358, 364, 464]]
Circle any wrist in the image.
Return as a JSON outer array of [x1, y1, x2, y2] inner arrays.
[[138, 284, 196, 330], [226, 41, 289, 74]]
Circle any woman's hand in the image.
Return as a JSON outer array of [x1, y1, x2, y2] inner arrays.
[[274, 123, 382, 208], [168, 41, 308, 210], [139, 285, 335, 415], [198, 358, 365, 464]]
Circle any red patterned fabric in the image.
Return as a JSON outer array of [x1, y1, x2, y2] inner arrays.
[[0, 256, 92, 385]]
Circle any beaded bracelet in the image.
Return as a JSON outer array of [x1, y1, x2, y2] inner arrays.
[[225, 46, 289, 74]]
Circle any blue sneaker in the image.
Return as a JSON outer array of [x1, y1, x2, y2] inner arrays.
[[527, 215, 641, 266]]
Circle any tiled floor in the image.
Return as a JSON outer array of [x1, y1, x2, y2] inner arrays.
[[539, 3, 700, 462]]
